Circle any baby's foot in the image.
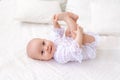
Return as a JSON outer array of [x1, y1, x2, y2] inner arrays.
[[54, 12, 69, 21], [66, 12, 79, 22], [55, 12, 79, 22]]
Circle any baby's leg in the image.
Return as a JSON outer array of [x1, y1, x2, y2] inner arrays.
[[54, 12, 78, 39], [66, 12, 79, 22], [74, 25, 95, 45], [65, 17, 78, 39], [65, 17, 77, 31], [82, 33, 95, 45]]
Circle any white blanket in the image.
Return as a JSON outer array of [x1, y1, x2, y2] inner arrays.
[[0, 0, 120, 80]]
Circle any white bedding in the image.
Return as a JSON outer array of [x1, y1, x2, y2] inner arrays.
[[0, 0, 120, 80]]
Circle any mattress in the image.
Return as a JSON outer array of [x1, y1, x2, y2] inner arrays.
[[0, 0, 120, 80]]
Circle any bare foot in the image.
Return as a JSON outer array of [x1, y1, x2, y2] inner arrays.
[[66, 12, 79, 22], [55, 12, 79, 22], [54, 12, 69, 21]]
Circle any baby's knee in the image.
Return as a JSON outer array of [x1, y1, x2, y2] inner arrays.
[[83, 34, 95, 45]]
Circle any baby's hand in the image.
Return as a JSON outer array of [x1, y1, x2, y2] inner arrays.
[[65, 27, 76, 39], [52, 14, 58, 22], [76, 25, 83, 35], [65, 25, 83, 40], [52, 14, 61, 28]]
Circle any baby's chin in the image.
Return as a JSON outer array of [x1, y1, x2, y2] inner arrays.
[[42, 57, 53, 61]]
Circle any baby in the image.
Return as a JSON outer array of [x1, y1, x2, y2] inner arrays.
[[27, 12, 99, 64]]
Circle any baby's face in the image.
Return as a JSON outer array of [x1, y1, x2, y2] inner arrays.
[[27, 38, 55, 61]]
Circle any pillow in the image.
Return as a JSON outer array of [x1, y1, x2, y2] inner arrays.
[[15, 0, 61, 24], [66, 0, 91, 32], [90, 2, 120, 35], [66, 0, 120, 35], [40, 0, 67, 11]]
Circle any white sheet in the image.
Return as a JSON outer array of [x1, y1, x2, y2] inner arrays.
[[0, 0, 120, 80]]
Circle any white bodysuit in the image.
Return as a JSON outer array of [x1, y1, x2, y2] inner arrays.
[[48, 27, 99, 64]]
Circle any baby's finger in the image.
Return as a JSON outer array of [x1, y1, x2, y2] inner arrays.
[[53, 14, 58, 21]]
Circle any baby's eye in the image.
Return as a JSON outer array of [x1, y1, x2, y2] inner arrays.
[[42, 41, 45, 45], [41, 50, 44, 55]]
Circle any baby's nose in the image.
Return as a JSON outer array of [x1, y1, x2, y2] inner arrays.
[[45, 46, 48, 50]]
